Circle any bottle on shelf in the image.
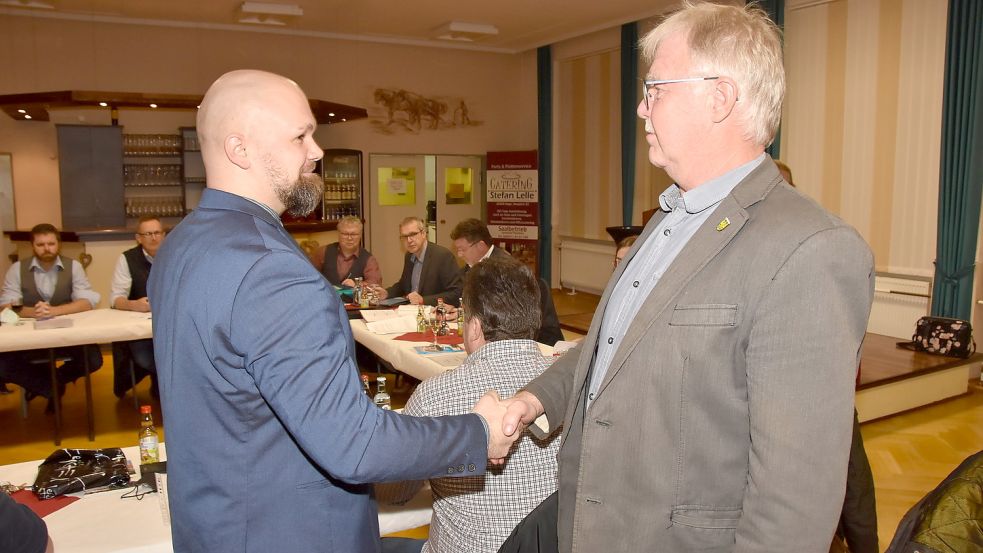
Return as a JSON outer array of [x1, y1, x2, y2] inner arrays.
[[373, 376, 391, 410], [138, 405, 160, 464], [361, 374, 371, 396]]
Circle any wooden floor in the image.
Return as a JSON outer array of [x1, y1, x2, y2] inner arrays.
[[2, 324, 981, 551]]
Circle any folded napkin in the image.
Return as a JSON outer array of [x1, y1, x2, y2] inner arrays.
[[0, 307, 19, 325], [394, 332, 464, 345]]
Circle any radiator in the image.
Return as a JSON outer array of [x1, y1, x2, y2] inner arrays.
[[868, 274, 931, 339], [558, 237, 615, 295]]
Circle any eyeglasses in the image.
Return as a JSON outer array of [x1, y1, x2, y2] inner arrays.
[[339, 232, 361, 238], [399, 230, 424, 241], [642, 76, 719, 110], [136, 231, 164, 238], [454, 241, 478, 255]]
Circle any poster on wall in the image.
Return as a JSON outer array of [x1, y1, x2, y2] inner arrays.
[[486, 150, 539, 274], [377, 167, 417, 206]]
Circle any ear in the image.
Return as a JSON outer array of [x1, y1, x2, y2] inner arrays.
[[466, 316, 484, 344], [709, 77, 739, 124], [225, 135, 250, 170]]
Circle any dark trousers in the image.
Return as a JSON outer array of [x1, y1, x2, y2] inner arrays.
[[0, 345, 103, 398], [112, 340, 157, 398]]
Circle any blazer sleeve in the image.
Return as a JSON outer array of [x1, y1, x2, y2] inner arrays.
[[420, 247, 463, 306], [523, 339, 584, 437], [386, 253, 412, 299], [232, 251, 488, 484], [735, 226, 874, 552]]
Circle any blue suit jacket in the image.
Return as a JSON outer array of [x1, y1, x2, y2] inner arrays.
[[148, 189, 487, 553]]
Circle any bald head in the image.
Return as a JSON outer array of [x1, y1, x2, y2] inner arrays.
[[196, 70, 322, 215]]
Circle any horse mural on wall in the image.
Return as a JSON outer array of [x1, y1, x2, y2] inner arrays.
[[371, 88, 482, 134]]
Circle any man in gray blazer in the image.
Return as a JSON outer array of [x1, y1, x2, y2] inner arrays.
[[501, 2, 875, 552], [373, 216, 462, 307]]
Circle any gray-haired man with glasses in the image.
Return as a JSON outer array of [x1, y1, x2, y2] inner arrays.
[[110, 215, 165, 398], [371, 216, 461, 306]]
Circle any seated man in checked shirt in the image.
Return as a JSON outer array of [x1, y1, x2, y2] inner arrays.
[[378, 256, 561, 553]]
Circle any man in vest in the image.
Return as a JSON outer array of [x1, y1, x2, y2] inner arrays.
[[311, 215, 381, 287], [110, 216, 164, 398], [0, 223, 103, 404]]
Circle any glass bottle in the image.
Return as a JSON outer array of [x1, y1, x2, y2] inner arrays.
[[373, 376, 391, 410], [436, 298, 449, 336], [416, 305, 426, 333], [361, 374, 371, 396], [456, 298, 465, 336], [138, 405, 160, 464]]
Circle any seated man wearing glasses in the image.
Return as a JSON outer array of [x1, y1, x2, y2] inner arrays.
[[372, 216, 461, 306], [110, 216, 165, 399], [448, 218, 562, 346], [310, 215, 381, 287]]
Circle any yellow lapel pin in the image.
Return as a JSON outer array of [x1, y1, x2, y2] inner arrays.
[[716, 217, 731, 231]]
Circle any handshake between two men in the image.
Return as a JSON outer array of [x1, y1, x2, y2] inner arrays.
[[472, 389, 545, 463]]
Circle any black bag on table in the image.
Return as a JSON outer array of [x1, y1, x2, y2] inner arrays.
[[897, 316, 976, 359], [32, 448, 131, 499]]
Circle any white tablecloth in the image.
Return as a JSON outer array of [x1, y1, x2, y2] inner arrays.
[[0, 444, 433, 553], [0, 309, 152, 353]]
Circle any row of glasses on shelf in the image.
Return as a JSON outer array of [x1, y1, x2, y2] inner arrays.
[[123, 134, 182, 156], [323, 206, 359, 221], [124, 164, 182, 186], [125, 197, 185, 218]]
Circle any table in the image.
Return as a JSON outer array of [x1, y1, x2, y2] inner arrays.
[[0, 309, 153, 443], [0, 445, 434, 553], [349, 320, 555, 382]]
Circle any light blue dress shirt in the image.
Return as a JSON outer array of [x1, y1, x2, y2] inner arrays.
[[0, 256, 101, 308]]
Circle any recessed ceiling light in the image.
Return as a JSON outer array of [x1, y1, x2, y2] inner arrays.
[[328, 112, 335, 117], [99, 102, 108, 107], [24, 114, 32, 119], [149, 103, 158, 108], [432, 21, 499, 42], [240, 2, 303, 17], [17, 109, 26, 113], [341, 118, 346, 122]]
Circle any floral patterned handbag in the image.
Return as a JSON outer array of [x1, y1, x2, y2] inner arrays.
[[897, 316, 976, 359]]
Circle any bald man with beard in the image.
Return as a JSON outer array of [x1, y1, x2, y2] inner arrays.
[[148, 70, 516, 553]]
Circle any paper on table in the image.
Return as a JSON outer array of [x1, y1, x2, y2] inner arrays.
[[361, 310, 405, 323], [395, 305, 421, 315], [366, 316, 418, 334]]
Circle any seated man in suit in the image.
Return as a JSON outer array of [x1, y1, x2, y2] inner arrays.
[[379, 256, 561, 553], [372, 216, 461, 306], [109, 216, 164, 399], [310, 215, 381, 287], [0, 223, 103, 403], [448, 218, 563, 346]]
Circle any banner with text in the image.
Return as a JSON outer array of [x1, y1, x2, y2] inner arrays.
[[487, 150, 539, 274]]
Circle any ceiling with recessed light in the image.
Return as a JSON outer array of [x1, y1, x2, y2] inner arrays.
[[0, 0, 675, 54]]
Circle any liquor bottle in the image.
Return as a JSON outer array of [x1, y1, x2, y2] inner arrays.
[[435, 298, 449, 336], [138, 405, 160, 464], [416, 305, 426, 333], [374, 376, 391, 410], [456, 298, 465, 336], [361, 374, 371, 396]]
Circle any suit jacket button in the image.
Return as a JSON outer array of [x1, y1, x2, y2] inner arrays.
[[468, 463, 476, 472], [458, 464, 465, 473], [633, 281, 639, 288], [607, 337, 613, 344], [447, 467, 455, 474]]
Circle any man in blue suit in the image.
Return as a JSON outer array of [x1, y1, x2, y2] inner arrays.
[[148, 69, 515, 553]]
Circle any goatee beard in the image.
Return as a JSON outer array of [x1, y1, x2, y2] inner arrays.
[[279, 173, 323, 217]]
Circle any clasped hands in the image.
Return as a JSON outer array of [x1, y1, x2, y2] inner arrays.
[[472, 390, 545, 464]]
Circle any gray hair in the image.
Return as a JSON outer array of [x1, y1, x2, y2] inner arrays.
[[640, 0, 785, 146]]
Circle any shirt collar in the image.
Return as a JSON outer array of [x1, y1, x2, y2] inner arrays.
[[243, 197, 283, 226], [658, 154, 767, 214], [29, 256, 64, 272], [142, 249, 155, 263], [413, 241, 428, 264]]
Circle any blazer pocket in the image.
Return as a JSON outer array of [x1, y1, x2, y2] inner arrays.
[[670, 506, 742, 529], [669, 304, 738, 327]]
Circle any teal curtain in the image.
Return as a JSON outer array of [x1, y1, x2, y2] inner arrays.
[[932, 0, 983, 320], [759, 0, 784, 159], [620, 22, 638, 226], [537, 45, 553, 284]]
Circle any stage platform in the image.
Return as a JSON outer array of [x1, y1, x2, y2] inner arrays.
[[552, 291, 982, 422]]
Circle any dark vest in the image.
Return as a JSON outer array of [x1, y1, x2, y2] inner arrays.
[[20, 255, 74, 306], [320, 243, 371, 286], [123, 245, 153, 299]]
